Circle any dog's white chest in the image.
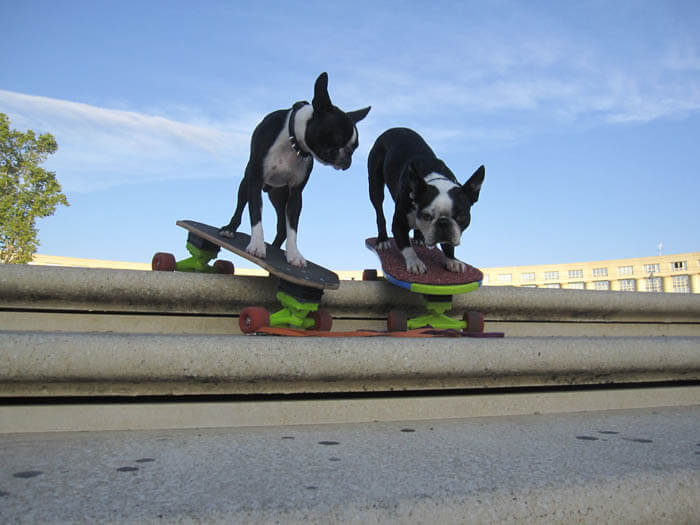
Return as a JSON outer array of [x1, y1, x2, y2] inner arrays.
[[262, 129, 311, 188]]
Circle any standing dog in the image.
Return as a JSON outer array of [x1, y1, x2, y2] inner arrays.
[[368, 127, 484, 274], [220, 72, 370, 267]]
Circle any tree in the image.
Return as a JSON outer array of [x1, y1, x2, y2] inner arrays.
[[1, 113, 69, 264]]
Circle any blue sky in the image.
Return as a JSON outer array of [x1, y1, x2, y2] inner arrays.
[[2, 0, 699, 270]]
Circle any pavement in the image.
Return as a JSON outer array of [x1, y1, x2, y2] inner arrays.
[[1, 406, 699, 523]]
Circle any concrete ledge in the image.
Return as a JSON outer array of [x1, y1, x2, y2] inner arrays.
[[2, 331, 699, 396], [3, 264, 700, 322], [1, 407, 698, 523]]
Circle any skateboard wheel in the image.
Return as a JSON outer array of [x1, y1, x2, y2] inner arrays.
[[387, 310, 408, 332], [310, 309, 333, 331], [239, 307, 270, 333], [152, 252, 176, 272], [362, 269, 378, 281], [213, 259, 235, 274], [463, 311, 485, 333]]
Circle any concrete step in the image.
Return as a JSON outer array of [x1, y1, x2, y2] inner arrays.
[[2, 331, 699, 398]]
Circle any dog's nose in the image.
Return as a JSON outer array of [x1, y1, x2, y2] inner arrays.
[[437, 217, 451, 229]]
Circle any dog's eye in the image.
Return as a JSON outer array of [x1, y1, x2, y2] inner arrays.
[[455, 213, 467, 222], [419, 212, 433, 222]]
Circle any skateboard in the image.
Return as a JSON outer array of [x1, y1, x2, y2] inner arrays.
[[152, 220, 340, 333], [365, 237, 498, 335]]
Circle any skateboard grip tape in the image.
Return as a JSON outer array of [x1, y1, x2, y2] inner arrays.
[[369, 238, 482, 285]]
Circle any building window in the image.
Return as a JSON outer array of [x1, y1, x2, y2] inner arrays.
[[483, 274, 490, 284], [541, 283, 561, 289], [568, 269, 583, 279], [544, 271, 559, 281], [593, 280, 610, 291], [568, 282, 585, 290], [497, 273, 512, 283], [645, 277, 663, 292], [592, 267, 608, 278], [644, 263, 660, 274], [520, 272, 536, 283], [671, 261, 687, 272], [619, 279, 636, 292], [617, 265, 633, 276], [672, 275, 690, 293], [521, 284, 537, 288]]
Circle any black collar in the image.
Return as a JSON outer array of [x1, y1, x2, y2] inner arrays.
[[288, 101, 311, 158]]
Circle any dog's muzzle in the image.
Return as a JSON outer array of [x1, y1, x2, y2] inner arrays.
[[335, 158, 351, 170], [435, 217, 460, 245]]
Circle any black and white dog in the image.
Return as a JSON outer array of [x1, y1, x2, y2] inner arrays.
[[220, 72, 370, 267], [368, 127, 484, 274]]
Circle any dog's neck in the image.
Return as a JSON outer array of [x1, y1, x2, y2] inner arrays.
[[424, 172, 455, 185], [288, 101, 312, 158]]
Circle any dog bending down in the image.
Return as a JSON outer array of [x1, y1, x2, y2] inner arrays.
[[368, 127, 484, 274]]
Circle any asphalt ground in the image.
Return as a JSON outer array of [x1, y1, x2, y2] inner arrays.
[[1, 406, 699, 523]]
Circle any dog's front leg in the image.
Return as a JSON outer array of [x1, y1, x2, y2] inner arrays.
[[283, 187, 306, 267], [441, 243, 466, 272], [392, 214, 427, 274]]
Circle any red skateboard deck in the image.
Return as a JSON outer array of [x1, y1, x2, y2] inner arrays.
[[365, 237, 502, 336]]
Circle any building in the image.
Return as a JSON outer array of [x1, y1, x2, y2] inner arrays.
[[481, 252, 700, 293]]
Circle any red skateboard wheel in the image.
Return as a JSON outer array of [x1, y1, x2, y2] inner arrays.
[[362, 269, 378, 281], [463, 311, 485, 333], [387, 310, 408, 332], [239, 307, 270, 333], [152, 252, 176, 271], [310, 309, 333, 331], [213, 259, 235, 274]]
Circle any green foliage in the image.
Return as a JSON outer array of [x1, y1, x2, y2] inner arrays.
[[1, 113, 69, 264]]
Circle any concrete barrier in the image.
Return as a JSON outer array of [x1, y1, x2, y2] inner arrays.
[[3, 264, 700, 320], [2, 264, 700, 338]]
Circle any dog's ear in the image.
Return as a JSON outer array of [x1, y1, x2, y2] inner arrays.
[[463, 165, 485, 203], [312, 72, 333, 113], [347, 106, 371, 124]]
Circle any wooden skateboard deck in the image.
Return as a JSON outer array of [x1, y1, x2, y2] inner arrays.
[[177, 220, 339, 290]]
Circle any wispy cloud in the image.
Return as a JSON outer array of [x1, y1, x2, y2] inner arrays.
[[344, 25, 700, 141], [0, 90, 252, 192]]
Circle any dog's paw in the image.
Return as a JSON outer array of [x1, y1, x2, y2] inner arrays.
[[377, 240, 392, 251], [402, 248, 427, 274], [445, 258, 466, 273], [406, 259, 428, 274], [219, 228, 234, 238], [286, 249, 307, 268], [246, 240, 266, 259]]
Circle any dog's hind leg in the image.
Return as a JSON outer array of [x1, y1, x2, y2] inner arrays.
[[267, 187, 288, 248], [368, 143, 390, 248], [413, 229, 425, 246], [220, 174, 249, 237]]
